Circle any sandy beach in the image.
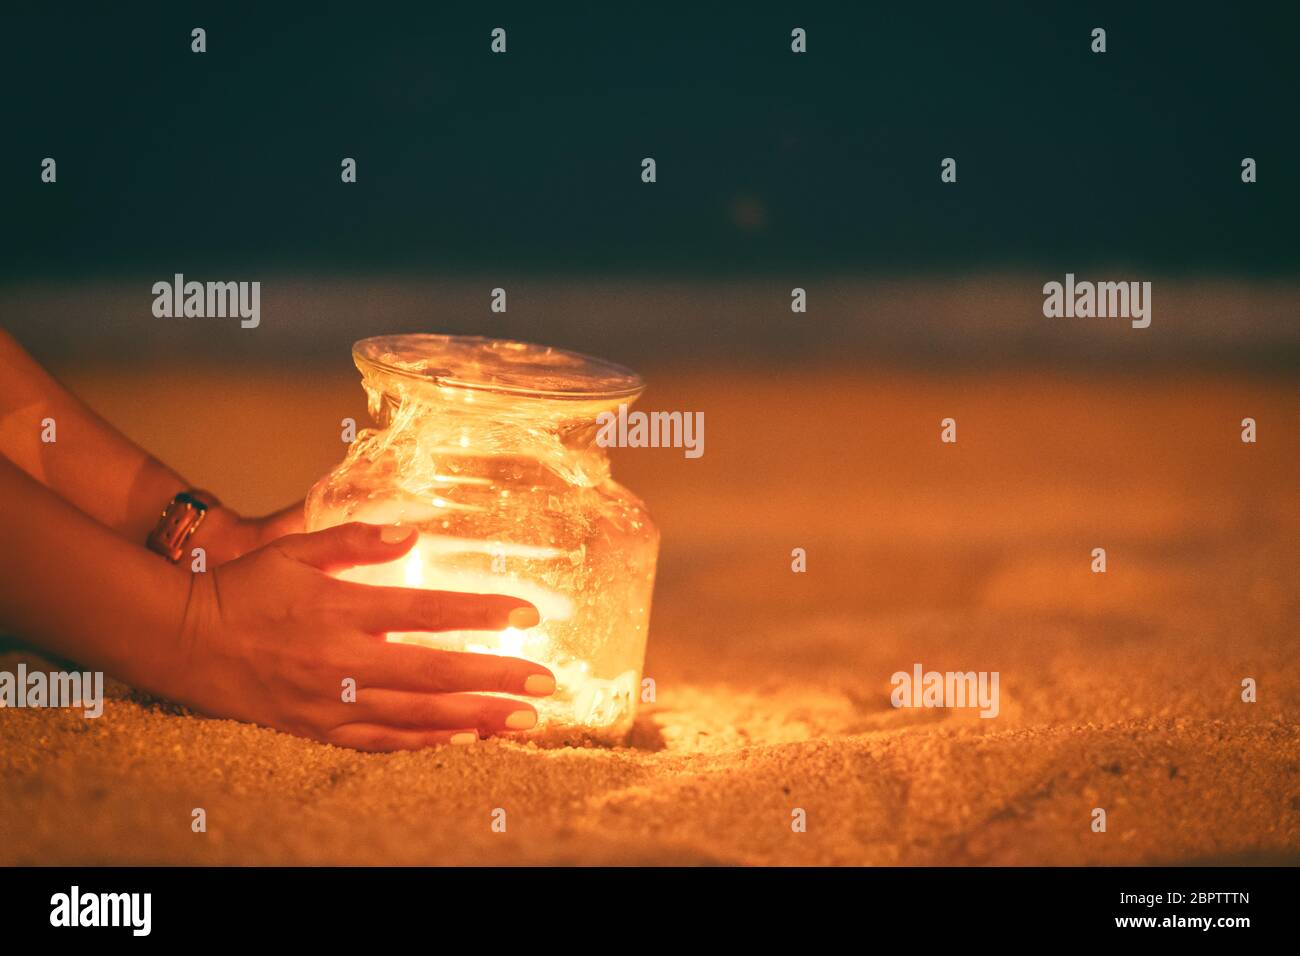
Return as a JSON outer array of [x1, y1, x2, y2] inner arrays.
[[1, 364, 1297, 865]]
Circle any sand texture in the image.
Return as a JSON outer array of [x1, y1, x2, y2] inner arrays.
[[1, 366, 1297, 865]]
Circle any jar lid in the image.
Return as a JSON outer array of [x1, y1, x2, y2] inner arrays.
[[353, 334, 644, 401]]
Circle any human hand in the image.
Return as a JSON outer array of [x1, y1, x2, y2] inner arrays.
[[168, 522, 554, 751], [198, 501, 306, 565]]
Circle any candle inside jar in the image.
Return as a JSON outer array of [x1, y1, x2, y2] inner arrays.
[[337, 534, 639, 733], [305, 334, 660, 744]]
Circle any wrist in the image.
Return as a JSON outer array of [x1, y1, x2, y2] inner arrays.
[[163, 568, 218, 707], [146, 490, 248, 565], [126, 469, 188, 543], [131, 564, 202, 697], [192, 505, 254, 563]]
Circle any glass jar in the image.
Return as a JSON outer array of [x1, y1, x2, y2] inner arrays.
[[305, 334, 660, 745]]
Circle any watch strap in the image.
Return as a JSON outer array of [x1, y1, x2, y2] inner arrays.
[[146, 490, 220, 563]]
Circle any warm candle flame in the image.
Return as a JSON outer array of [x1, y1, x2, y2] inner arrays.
[[498, 627, 526, 657], [403, 548, 423, 587]]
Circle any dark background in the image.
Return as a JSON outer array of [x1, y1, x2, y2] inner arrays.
[[4, 1, 1297, 279]]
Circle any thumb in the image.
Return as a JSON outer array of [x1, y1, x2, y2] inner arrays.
[[273, 522, 417, 573]]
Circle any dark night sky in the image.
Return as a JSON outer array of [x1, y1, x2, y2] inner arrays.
[[3, 1, 1298, 280]]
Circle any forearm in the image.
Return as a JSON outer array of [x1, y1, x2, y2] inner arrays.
[[0, 327, 189, 542], [0, 454, 191, 692]]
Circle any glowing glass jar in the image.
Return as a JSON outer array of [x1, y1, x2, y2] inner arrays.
[[306, 334, 660, 745]]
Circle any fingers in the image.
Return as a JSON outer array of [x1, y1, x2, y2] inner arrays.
[[273, 522, 417, 572], [274, 523, 542, 633], [353, 643, 557, 696], [342, 582, 540, 634], [345, 690, 539, 735], [325, 723, 481, 752]]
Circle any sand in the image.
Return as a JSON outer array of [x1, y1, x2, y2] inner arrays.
[[1, 366, 1297, 865]]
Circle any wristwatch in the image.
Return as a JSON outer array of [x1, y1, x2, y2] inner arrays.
[[146, 490, 221, 563]]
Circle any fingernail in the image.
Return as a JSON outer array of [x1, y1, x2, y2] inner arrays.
[[505, 709, 537, 730], [450, 732, 478, 746], [508, 606, 540, 629], [523, 674, 556, 696], [380, 525, 414, 544]]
